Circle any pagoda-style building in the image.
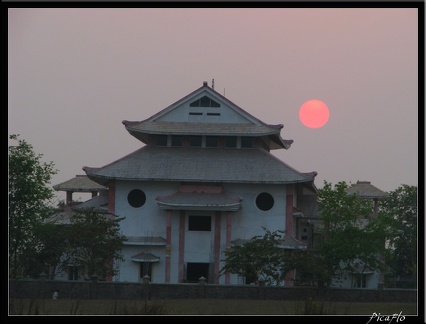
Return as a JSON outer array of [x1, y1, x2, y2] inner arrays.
[[55, 81, 319, 285]]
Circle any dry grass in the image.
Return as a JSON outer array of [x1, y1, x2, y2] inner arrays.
[[9, 298, 418, 316]]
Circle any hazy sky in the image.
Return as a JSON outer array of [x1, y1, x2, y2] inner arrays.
[[8, 8, 419, 204]]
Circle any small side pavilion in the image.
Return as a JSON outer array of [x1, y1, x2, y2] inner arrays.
[[53, 175, 108, 207], [346, 180, 389, 217]]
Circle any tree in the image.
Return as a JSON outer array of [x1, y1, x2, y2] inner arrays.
[[287, 181, 386, 287], [380, 184, 417, 287], [9, 134, 58, 278], [31, 219, 72, 279], [219, 228, 286, 285], [316, 181, 371, 286], [59, 208, 127, 279]]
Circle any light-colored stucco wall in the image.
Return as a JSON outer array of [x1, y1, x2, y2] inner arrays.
[[115, 181, 177, 238], [224, 183, 288, 240], [113, 180, 289, 284], [116, 245, 166, 284]]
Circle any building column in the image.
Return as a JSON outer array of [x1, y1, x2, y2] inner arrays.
[[284, 268, 295, 287], [286, 194, 294, 237], [165, 211, 171, 283], [225, 212, 232, 284], [178, 210, 185, 283], [107, 184, 115, 214], [66, 191, 73, 206], [213, 211, 221, 284]]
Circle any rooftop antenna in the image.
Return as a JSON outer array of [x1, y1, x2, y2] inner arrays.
[[212, 79, 214, 90]]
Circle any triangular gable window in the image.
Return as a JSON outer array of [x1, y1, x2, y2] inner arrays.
[[190, 96, 220, 108]]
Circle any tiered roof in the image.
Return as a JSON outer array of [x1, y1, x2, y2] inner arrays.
[[122, 81, 293, 150], [82, 82, 316, 189], [83, 146, 317, 186]]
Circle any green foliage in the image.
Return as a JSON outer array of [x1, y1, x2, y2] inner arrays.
[[287, 181, 388, 287], [317, 181, 374, 229], [219, 228, 286, 285], [219, 181, 417, 289], [316, 181, 388, 285], [32, 221, 72, 279], [9, 134, 58, 279], [31, 207, 127, 280], [60, 208, 127, 279], [284, 249, 331, 287], [380, 184, 417, 284]]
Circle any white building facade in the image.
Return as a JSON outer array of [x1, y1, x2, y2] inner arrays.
[[59, 82, 318, 285]]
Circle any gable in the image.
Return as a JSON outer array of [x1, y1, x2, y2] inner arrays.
[[189, 95, 221, 108], [152, 88, 260, 125], [122, 82, 292, 149]]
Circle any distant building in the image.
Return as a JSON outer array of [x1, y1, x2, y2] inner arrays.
[[336, 181, 389, 289], [53, 81, 318, 285]]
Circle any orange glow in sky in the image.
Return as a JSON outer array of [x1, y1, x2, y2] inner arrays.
[[299, 99, 330, 128]]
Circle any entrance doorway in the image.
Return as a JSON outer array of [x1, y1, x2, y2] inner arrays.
[[186, 263, 209, 283]]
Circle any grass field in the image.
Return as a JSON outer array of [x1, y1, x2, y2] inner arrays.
[[9, 298, 418, 316]]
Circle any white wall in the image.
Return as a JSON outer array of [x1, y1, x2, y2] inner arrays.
[[115, 181, 177, 238], [114, 180, 289, 284]]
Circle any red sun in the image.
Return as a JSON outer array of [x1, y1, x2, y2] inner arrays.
[[299, 99, 330, 128]]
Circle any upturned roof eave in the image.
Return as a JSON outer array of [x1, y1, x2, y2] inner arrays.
[[53, 175, 108, 192], [157, 202, 242, 212], [277, 236, 308, 250], [126, 129, 292, 150], [84, 174, 317, 186], [83, 147, 317, 186], [131, 252, 161, 262], [123, 122, 283, 137]]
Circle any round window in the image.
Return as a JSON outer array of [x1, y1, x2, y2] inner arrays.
[[127, 189, 146, 208], [256, 192, 274, 211]]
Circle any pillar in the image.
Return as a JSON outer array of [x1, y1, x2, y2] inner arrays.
[[225, 212, 232, 284], [108, 184, 115, 214], [178, 210, 185, 283], [213, 211, 221, 284], [165, 211, 171, 283]]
